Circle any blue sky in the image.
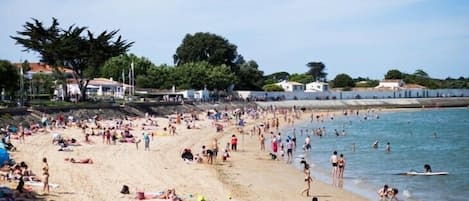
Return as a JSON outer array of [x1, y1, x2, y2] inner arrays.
[[1, 0, 468, 79]]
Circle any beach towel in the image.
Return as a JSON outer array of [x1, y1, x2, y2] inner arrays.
[[24, 181, 59, 188]]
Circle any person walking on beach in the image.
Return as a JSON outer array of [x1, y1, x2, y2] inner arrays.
[[301, 171, 313, 197], [143, 133, 150, 151], [42, 157, 49, 194]]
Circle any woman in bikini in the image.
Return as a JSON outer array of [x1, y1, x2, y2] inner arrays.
[[65, 158, 94, 164], [42, 157, 49, 194], [338, 154, 346, 179], [301, 171, 313, 197]]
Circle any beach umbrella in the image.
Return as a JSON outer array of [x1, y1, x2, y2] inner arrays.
[[0, 149, 10, 165]]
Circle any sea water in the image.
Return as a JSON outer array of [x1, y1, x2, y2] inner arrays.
[[284, 108, 469, 201]]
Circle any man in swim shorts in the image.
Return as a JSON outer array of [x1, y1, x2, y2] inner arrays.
[[330, 151, 338, 178]]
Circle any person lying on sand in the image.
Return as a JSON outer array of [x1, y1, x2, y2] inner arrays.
[[158, 188, 182, 201], [64, 158, 94, 164]]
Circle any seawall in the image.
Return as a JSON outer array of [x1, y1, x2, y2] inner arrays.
[[255, 97, 469, 109]]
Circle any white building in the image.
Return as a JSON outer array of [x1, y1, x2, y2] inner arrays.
[[305, 81, 329, 92], [276, 80, 304, 92], [58, 78, 131, 100], [376, 79, 405, 90]]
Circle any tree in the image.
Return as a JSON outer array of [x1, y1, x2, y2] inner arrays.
[[262, 84, 284, 91], [11, 18, 133, 101], [331, 73, 354, 88], [174, 62, 235, 90], [288, 73, 314, 84], [235, 60, 264, 90], [306, 61, 327, 81], [173, 32, 238, 69], [31, 73, 54, 96], [0, 60, 20, 96], [21, 60, 31, 72], [263, 72, 290, 85], [101, 53, 155, 83], [384, 69, 403, 79], [413, 69, 429, 78]]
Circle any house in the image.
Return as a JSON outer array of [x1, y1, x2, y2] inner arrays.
[[55, 78, 131, 100], [275, 80, 304, 92], [14, 62, 74, 79], [376, 79, 405, 90], [305, 81, 329, 92]]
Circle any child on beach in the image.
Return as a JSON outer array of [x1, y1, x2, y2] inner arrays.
[[222, 149, 230, 162]]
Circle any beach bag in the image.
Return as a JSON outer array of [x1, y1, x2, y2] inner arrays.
[[120, 185, 130, 194]]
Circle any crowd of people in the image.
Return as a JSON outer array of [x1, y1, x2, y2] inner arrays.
[[0, 105, 406, 201]]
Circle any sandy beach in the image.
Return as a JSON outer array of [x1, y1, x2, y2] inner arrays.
[[7, 108, 368, 201]]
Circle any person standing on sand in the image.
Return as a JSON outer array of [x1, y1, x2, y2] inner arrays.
[[338, 154, 345, 179], [286, 139, 293, 163], [42, 157, 49, 194], [231, 135, 238, 151], [143, 133, 150, 151], [212, 138, 219, 159], [330, 151, 338, 178], [271, 136, 278, 159], [259, 134, 265, 151]]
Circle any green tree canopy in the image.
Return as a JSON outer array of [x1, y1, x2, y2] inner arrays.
[[136, 64, 176, 89], [289, 73, 314, 84], [235, 60, 264, 90], [175, 62, 235, 90], [0, 60, 20, 94], [331, 73, 354, 88], [101, 53, 155, 83], [11, 18, 133, 101], [384, 69, 403, 79], [306, 61, 327, 81], [173, 32, 238, 68], [263, 72, 290, 85], [262, 84, 284, 92], [413, 69, 429, 78]]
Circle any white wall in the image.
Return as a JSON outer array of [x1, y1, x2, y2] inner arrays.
[[236, 89, 469, 101]]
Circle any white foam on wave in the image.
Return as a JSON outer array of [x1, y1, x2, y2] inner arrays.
[[353, 179, 362, 184], [403, 189, 412, 198], [296, 154, 305, 158]]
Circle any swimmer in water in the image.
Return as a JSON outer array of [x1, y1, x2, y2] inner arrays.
[[372, 140, 379, 149]]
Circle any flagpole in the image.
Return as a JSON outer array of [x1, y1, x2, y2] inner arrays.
[[122, 68, 125, 99], [131, 61, 135, 96], [20, 62, 24, 106]]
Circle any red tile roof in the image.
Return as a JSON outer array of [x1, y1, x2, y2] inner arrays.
[[14, 62, 74, 74]]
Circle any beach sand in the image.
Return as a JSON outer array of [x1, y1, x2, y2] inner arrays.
[[9, 110, 368, 201]]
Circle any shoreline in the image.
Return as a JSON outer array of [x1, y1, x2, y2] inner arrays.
[[5, 107, 371, 201], [3, 104, 465, 200]]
